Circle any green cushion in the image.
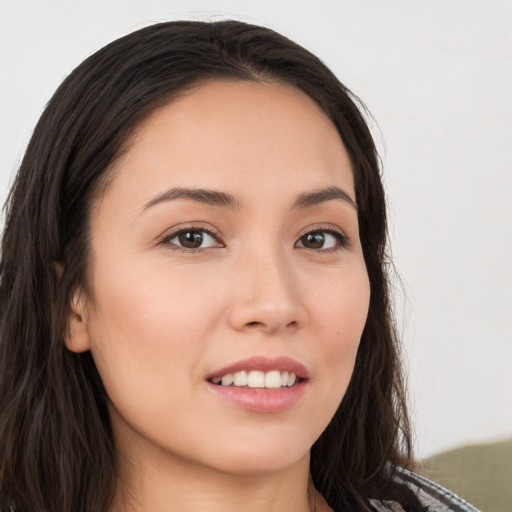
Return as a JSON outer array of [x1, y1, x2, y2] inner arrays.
[[423, 438, 512, 512]]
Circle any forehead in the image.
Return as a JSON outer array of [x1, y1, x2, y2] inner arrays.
[[101, 80, 354, 208]]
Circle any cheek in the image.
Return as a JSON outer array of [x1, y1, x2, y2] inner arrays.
[[90, 259, 219, 342], [85, 263, 220, 407], [306, 265, 370, 390], [312, 263, 369, 333]]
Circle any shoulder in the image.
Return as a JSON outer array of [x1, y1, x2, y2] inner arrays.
[[368, 466, 481, 512]]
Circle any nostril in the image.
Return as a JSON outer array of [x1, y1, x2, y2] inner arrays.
[[244, 320, 299, 331]]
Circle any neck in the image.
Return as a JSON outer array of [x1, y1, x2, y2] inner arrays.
[[109, 436, 318, 512]]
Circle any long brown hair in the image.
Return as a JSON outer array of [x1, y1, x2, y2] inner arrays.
[[0, 20, 419, 511]]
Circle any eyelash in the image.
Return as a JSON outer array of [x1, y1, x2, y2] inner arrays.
[[158, 224, 349, 253], [296, 225, 350, 252], [158, 225, 223, 253]]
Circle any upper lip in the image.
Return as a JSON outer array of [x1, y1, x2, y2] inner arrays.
[[207, 355, 309, 381]]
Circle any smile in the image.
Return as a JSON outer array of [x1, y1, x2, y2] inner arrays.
[[206, 356, 308, 413], [210, 370, 297, 389]]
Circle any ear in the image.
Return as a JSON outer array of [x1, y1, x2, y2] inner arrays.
[[65, 285, 92, 353]]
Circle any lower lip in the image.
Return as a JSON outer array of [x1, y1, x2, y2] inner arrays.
[[206, 381, 307, 413]]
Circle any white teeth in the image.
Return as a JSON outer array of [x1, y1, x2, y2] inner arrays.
[[221, 374, 234, 386], [247, 371, 265, 388], [233, 371, 248, 386], [213, 370, 298, 389], [265, 370, 282, 389]]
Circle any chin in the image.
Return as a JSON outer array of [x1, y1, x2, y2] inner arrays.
[[192, 428, 315, 476], [208, 449, 310, 477]]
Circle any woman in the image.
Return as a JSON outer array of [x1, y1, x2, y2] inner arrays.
[[0, 20, 478, 512]]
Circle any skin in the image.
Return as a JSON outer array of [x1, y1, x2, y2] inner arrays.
[[66, 80, 370, 512]]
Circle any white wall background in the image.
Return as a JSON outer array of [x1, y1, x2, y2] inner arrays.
[[1, 0, 511, 459]]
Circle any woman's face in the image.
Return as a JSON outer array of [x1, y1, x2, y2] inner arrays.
[[68, 80, 370, 476]]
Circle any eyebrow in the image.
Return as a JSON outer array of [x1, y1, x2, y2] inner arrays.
[[291, 186, 357, 210], [142, 187, 241, 211], [142, 185, 357, 212]]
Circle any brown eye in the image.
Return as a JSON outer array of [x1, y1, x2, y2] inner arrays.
[[295, 229, 348, 250], [162, 228, 222, 250], [300, 232, 325, 249], [178, 230, 204, 248]]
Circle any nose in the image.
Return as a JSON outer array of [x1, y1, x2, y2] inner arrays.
[[227, 247, 307, 335]]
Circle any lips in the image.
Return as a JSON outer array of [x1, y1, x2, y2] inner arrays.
[[211, 370, 297, 389], [207, 355, 309, 381], [205, 356, 309, 413]]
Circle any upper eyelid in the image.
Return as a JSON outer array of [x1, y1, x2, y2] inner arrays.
[[296, 224, 348, 240], [158, 223, 223, 244], [158, 223, 350, 247], [295, 225, 351, 252]]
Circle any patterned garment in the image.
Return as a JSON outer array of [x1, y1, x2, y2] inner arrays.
[[369, 467, 481, 512]]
